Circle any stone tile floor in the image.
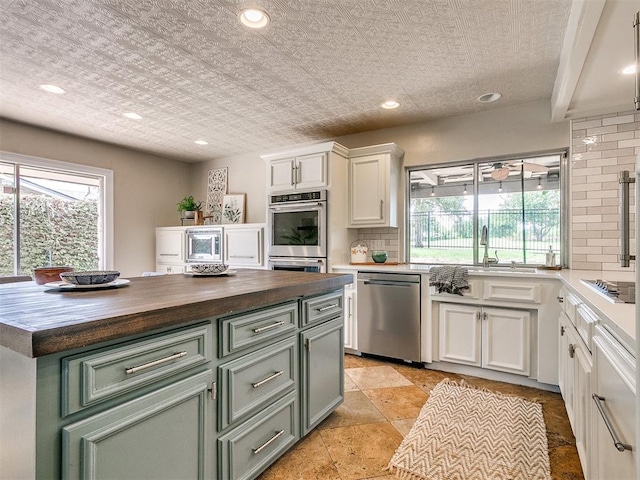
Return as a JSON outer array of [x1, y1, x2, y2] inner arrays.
[[258, 354, 584, 480]]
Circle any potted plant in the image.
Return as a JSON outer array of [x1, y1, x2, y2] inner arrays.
[[176, 195, 202, 219]]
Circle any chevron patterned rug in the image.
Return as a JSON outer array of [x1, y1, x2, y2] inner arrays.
[[387, 379, 551, 480]]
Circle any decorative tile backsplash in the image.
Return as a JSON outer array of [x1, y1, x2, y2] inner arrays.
[[570, 111, 639, 271], [356, 228, 400, 262]]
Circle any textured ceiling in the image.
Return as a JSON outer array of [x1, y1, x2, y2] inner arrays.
[[0, 0, 572, 162]]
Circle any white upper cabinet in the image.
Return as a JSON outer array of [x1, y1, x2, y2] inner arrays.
[[348, 143, 404, 228], [268, 153, 327, 191], [262, 142, 348, 193]]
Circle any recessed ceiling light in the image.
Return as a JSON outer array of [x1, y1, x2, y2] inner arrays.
[[477, 93, 502, 103], [39, 84, 65, 94], [381, 100, 400, 109], [239, 8, 270, 28], [194, 140, 208, 145], [123, 112, 143, 120], [622, 64, 637, 75]]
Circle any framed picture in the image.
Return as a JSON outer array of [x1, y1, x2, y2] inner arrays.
[[221, 194, 245, 224]]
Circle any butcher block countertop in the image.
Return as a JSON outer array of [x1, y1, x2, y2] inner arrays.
[[0, 269, 352, 358]]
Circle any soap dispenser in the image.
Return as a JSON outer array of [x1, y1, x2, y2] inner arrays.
[[545, 245, 556, 267]]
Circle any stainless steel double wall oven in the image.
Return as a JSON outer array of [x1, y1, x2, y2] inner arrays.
[[267, 190, 327, 272]]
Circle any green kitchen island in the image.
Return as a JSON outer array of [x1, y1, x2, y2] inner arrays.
[[0, 269, 351, 480]]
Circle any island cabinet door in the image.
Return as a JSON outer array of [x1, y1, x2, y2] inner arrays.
[[62, 370, 214, 480], [300, 317, 344, 436]]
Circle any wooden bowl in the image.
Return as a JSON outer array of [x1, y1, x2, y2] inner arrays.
[[33, 266, 74, 285]]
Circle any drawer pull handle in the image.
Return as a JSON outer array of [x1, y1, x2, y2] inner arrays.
[[316, 303, 339, 312], [252, 370, 284, 388], [230, 255, 255, 259], [253, 429, 285, 455], [125, 351, 187, 375], [592, 394, 633, 452], [253, 321, 285, 334]]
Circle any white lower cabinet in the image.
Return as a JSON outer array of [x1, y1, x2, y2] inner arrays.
[[591, 325, 636, 480], [559, 311, 593, 478], [438, 303, 530, 376], [557, 286, 637, 480], [156, 226, 188, 274]]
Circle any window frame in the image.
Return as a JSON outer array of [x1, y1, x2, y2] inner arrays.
[[405, 148, 569, 267], [0, 150, 114, 274]]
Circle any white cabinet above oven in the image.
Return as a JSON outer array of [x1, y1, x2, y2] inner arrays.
[[261, 141, 349, 194], [268, 153, 327, 192]]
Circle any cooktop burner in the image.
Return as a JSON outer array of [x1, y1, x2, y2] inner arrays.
[[580, 279, 635, 304]]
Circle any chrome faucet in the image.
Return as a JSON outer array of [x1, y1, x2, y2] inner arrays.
[[480, 225, 499, 268]]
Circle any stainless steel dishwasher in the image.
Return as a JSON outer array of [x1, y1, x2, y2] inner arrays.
[[357, 272, 421, 362]]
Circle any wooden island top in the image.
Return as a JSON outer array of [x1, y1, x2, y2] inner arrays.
[[0, 269, 352, 358]]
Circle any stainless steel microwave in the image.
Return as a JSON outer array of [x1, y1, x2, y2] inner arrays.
[[186, 227, 223, 263]]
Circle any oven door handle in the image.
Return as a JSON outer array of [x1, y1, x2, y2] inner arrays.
[[269, 258, 324, 265], [269, 202, 325, 210]]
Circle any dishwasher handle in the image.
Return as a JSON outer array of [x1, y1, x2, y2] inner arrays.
[[362, 280, 415, 287]]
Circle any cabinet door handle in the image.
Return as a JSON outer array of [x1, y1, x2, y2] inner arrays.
[[253, 430, 285, 455], [592, 394, 633, 452], [560, 326, 565, 336], [125, 351, 187, 375], [291, 164, 296, 186], [568, 344, 575, 358], [296, 163, 301, 184], [253, 321, 285, 334], [252, 371, 284, 388], [557, 296, 564, 303], [347, 297, 352, 318], [380, 199, 384, 218], [316, 303, 339, 312]]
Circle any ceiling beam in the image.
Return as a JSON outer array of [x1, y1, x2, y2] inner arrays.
[[551, 0, 607, 122]]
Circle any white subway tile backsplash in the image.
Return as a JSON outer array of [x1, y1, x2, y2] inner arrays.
[[618, 138, 640, 148], [586, 125, 618, 136], [573, 151, 602, 161], [602, 131, 635, 142], [572, 215, 602, 223], [572, 167, 602, 176], [573, 198, 601, 208], [572, 119, 602, 129], [602, 114, 635, 126]]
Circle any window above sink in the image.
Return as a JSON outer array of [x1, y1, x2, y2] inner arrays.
[[407, 150, 567, 267]]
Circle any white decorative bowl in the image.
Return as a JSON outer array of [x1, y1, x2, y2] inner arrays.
[[60, 270, 121, 285], [190, 264, 229, 274]]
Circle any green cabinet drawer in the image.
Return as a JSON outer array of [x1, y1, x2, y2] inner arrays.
[[62, 323, 213, 416], [219, 336, 297, 431], [301, 290, 343, 327], [218, 391, 298, 480], [62, 370, 214, 480], [219, 302, 297, 357]]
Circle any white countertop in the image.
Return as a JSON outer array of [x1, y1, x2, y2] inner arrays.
[[332, 264, 636, 353]]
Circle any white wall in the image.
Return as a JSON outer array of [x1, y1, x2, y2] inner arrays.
[[0, 119, 192, 277]]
